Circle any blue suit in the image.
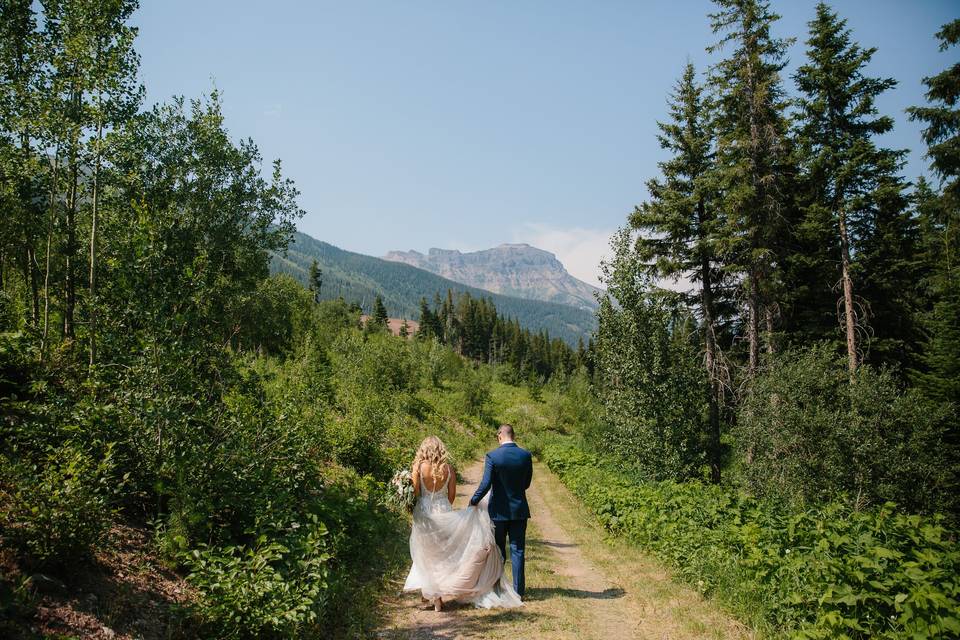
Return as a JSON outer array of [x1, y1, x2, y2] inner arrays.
[[469, 442, 533, 597]]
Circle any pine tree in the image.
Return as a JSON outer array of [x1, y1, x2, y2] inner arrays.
[[308, 259, 323, 302], [856, 173, 924, 372], [908, 20, 960, 205], [792, 2, 902, 375], [398, 318, 410, 338], [907, 21, 960, 406], [371, 294, 388, 330], [708, 0, 794, 374], [631, 61, 727, 482]]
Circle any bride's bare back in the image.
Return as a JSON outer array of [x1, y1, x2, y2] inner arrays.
[[413, 461, 457, 504]]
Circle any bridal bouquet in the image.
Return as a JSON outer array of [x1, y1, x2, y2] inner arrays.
[[387, 468, 416, 512]]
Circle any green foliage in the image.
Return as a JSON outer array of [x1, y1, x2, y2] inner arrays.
[[909, 23, 960, 406], [235, 274, 317, 356], [594, 228, 710, 481], [184, 517, 330, 639], [542, 369, 599, 435], [789, 2, 915, 372], [424, 337, 458, 387], [543, 441, 960, 639], [370, 295, 389, 330], [908, 19, 960, 203], [735, 344, 958, 515], [708, 0, 795, 368], [0, 443, 119, 567], [459, 365, 492, 418]]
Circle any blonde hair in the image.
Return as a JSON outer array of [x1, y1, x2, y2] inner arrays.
[[412, 436, 450, 486]]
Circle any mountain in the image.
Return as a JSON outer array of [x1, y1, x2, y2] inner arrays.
[[271, 231, 597, 345], [383, 244, 601, 311]]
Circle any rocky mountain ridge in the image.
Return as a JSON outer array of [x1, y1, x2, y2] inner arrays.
[[383, 243, 601, 311]]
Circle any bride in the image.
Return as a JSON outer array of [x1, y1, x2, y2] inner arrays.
[[402, 436, 523, 611]]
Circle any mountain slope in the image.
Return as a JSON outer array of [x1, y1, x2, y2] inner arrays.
[[383, 244, 601, 311], [271, 231, 597, 344]]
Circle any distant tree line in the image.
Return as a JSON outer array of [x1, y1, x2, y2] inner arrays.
[[416, 290, 591, 381]]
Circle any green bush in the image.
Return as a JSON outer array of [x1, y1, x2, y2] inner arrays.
[[421, 337, 460, 388], [0, 443, 119, 567], [542, 441, 960, 639], [736, 344, 958, 515], [331, 331, 419, 396], [184, 516, 330, 639], [593, 230, 710, 481], [542, 368, 599, 435], [460, 365, 492, 417]]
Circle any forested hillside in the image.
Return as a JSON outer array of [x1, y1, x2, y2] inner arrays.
[[272, 231, 598, 345]]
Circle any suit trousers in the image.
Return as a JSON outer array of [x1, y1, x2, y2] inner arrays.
[[493, 519, 527, 597]]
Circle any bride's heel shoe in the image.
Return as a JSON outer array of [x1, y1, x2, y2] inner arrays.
[[433, 597, 443, 612]]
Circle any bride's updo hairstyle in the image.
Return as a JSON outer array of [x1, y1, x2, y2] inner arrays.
[[412, 436, 450, 485]]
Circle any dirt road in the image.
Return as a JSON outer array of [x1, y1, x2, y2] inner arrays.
[[377, 460, 753, 640]]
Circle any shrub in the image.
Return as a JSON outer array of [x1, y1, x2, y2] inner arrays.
[[329, 389, 392, 477], [331, 331, 419, 396], [542, 368, 599, 435], [542, 441, 960, 639], [0, 443, 119, 567], [423, 337, 459, 388], [735, 344, 958, 515], [460, 365, 492, 417], [184, 516, 330, 639]]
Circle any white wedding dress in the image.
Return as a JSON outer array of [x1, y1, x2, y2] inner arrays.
[[402, 473, 523, 608]]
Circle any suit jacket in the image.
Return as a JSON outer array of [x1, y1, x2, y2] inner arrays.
[[469, 442, 533, 521]]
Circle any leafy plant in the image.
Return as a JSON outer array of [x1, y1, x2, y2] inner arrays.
[[543, 441, 960, 639], [184, 517, 330, 639], [735, 344, 958, 515], [0, 443, 120, 567]]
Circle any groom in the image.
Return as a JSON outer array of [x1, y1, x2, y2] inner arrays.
[[469, 424, 532, 598]]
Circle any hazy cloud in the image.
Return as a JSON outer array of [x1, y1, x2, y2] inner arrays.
[[512, 223, 614, 288]]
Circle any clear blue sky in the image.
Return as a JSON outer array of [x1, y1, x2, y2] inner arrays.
[[133, 0, 956, 287]]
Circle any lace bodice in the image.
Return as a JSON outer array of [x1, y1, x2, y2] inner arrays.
[[416, 472, 452, 515]]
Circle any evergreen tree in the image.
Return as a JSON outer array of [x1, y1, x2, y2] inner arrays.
[[308, 258, 323, 302], [370, 294, 389, 330], [708, 0, 794, 373], [856, 173, 925, 372], [398, 318, 410, 338], [908, 20, 960, 205], [416, 297, 434, 340], [631, 61, 728, 481], [792, 2, 902, 374], [908, 21, 960, 406]]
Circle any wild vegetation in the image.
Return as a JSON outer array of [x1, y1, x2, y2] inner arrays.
[[1, 0, 958, 639], [551, 3, 960, 639]]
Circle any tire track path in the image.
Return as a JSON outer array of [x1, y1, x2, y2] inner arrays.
[[377, 459, 752, 640]]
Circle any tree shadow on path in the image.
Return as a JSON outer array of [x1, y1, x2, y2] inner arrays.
[[527, 537, 578, 549], [378, 606, 547, 640], [524, 586, 626, 601]]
